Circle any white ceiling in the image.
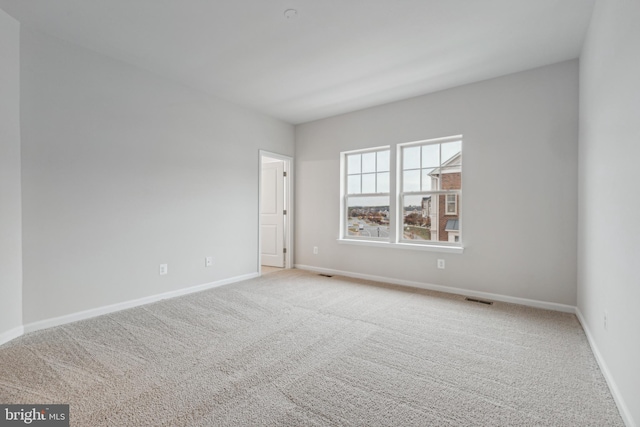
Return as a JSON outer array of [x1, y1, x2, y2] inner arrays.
[[0, 0, 595, 124]]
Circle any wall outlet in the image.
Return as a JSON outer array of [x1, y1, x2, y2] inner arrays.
[[437, 259, 445, 269], [159, 264, 168, 275], [604, 310, 608, 330], [313, 246, 318, 255], [205, 256, 213, 267]]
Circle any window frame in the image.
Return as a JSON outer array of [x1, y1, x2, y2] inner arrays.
[[338, 136, 463, 253], [340, 146, 391, 242], [397, 136, 462, 248]]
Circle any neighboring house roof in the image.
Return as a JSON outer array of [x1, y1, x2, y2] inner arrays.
[[429, 152, 462, 176], [442, 151, 462, 167], [445, 219, 459, 231]]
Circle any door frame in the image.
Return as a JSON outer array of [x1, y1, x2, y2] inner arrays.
[[258, 150, 293, 273]]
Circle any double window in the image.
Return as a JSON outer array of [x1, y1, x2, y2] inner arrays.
[[341, 136, 462, 248]]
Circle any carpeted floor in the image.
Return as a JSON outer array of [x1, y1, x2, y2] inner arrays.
[[0, 269, 623, 426]]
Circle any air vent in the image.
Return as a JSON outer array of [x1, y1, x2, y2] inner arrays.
[[318, 274, 333, 278], [465, 297, 493, 305]]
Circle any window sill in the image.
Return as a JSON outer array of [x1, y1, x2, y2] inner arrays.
[[337, 239, 464, 254]]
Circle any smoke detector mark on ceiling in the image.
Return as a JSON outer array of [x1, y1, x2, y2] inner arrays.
[[284, 9, 298, 20]]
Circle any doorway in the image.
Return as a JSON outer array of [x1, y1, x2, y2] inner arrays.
[[259, 151, 292, 274]]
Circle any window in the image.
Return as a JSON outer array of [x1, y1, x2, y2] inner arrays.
[[343, 148, 390, 240], [340, 136, 462, 250], [400, 137, 461, 244], [446, 194, 457, 215]]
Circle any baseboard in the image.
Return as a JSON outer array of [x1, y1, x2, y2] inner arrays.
[[0, 325, 24, 346], [23, 272, 260, 334], [575, 308, 635, 427], [294, 264, 576, 313]]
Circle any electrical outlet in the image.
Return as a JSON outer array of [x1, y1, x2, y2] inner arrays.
[[437, 259, 445, 269], [159, 264, 168, 275], [205, 256, 213, 267], [313, 246, 318, 255], [604, 310, 608, 331]]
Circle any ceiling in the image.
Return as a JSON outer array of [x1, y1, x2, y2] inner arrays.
[[0, 0, 595, 124]]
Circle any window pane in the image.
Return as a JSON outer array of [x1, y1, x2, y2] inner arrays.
[[346, 196, 390, 238], [441, 141, 461, 165], [403, 170, 420, 192], [377, 150, 390, 172], [436, 194, 460, 242], [401, 193, 460, 243], [347, 175, 361, 194], [403, 146, 420, 170], [377, 172, 389, 193], [362, 152, 376, 173], [347, 154, 361, 174], [402, 195, 431, 241], [421, 168, 436, 191], [421, 144, 439, 168], [440, 167, 461, 190], [362, 173, 376, 193]]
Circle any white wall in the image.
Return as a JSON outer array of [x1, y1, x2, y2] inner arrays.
[[295, 60, 579, 306], [578, 0, 640, 425], [0, 8, 23, 343], [20, 28, 294, 325]]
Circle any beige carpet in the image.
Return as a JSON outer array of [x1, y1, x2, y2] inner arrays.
[[0, 269, 623, 426]]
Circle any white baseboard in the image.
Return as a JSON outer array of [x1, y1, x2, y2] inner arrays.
[[23, 272, 259, 334], [0, 325, 24, 346], [4, 267, 633, 426], [575, 308, 635, 427], [294, 264, 576, 313]]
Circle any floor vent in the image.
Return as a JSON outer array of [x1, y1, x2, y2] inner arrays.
[[465, 297, 493, 305], [318, 274, 333, 278]]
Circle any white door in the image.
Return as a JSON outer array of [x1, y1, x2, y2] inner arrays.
[[260, 160, 285, 267]]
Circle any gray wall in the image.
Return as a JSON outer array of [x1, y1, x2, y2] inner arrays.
[[578, 0, 640, 424], [0, 8, 22, 341], [20, 29, 294, 324], [295, 60, 579, 306]]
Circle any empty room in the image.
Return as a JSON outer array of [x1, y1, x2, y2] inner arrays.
[[1, 0, 638, 426]]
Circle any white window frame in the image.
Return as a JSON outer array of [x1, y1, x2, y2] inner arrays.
[[340, 146, 391, 242], [338, 135, 463, 254], [398, 135, 462, 248]]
